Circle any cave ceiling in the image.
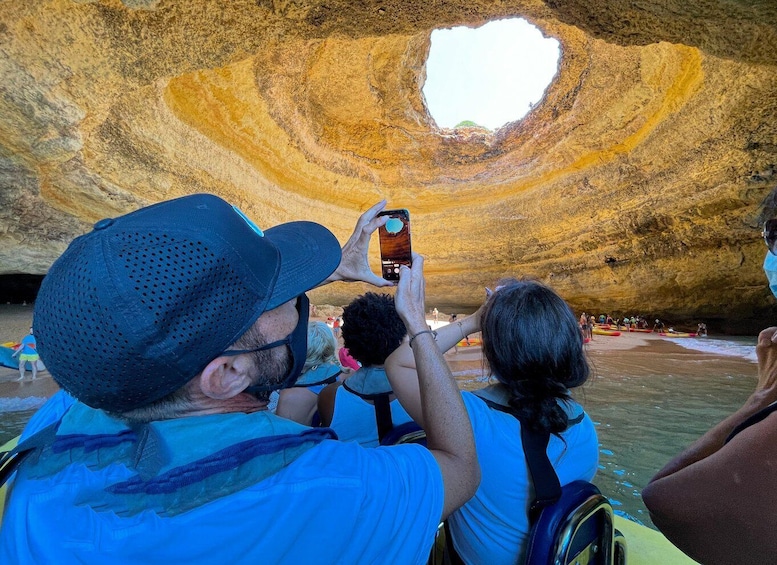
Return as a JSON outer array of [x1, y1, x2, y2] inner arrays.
[[1, 0, 776, 332]]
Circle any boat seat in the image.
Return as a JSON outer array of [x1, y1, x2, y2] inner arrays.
[[525, 479, 626, 565], [378, 421, 427, 447]]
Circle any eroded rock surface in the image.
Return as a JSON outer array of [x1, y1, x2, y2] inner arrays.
[[1, 1, 776, 332]]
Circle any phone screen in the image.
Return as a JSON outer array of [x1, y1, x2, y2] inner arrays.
[[378, 209, 412, 281]]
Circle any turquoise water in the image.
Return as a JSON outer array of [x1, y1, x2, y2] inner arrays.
[[452, 335, 758, 529], [584, 344, 755, 527], [1, 336, 759, 531]]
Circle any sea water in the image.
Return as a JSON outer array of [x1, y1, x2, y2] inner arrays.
[[450, 335, 758, 529], [0, 397, 47, 445], [659, 335, 757, 362], [0, 335, 760, 531]]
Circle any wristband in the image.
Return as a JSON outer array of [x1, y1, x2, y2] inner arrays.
[[457, 321, 467, 341], [409, 329, 437, 346]]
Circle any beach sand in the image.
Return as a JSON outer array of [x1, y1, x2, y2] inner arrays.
[[0, 303, 675, 403]]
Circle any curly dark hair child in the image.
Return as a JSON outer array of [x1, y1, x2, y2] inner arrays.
[[342, 292, 407, 367]]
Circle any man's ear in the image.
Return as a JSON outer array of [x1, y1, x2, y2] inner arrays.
[[199, 355, 254, 400]]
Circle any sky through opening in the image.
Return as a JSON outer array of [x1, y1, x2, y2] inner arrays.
[[423, 19, 560, 131]]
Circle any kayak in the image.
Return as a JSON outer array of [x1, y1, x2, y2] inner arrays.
[[0, 345, 44, 372], [659, 332, 697, 338], [456, 337, 482, 347], [592, 328, 621, 336], [0, 436, 19, 519], [629, 328, 653, 333]]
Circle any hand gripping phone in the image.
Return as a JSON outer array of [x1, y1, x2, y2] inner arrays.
[[377, 209, 412, 281]]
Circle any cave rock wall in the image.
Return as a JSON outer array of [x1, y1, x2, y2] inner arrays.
[[1, 0, 776, 332]]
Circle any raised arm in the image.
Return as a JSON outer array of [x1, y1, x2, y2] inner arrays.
[[322, 200, 393, 288], [642, 327, 777, 563], [386, 301, 482, 427], [392, 255, 480, 520]]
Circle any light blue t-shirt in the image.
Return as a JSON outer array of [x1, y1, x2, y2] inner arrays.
[[1, 391, 444, 565], [18, 334, 36, 355], [449, 391, 599, 565], [329, 386, 413, 448]]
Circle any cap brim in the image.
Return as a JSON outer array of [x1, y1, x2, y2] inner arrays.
[[263, 221, 341, 310]]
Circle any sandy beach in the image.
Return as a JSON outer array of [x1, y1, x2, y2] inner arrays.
[[0, 302, 667, 402]]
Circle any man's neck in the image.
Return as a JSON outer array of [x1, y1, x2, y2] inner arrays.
[[177, 390, 270, 418]]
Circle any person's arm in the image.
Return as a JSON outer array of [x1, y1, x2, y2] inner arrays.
[[317, 381, 341, 427], [386, 305, 482, 427], [321, 200, 393, 287], [642, 326, 777, 563], [276, 388, 319, 426], [391, 255, 479, 520]]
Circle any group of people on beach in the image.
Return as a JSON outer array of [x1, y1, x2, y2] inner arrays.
[[578, 312, 710, 339], [1, 194, 777, 564]]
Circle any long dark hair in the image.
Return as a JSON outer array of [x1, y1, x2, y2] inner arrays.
[[480, 279, 589, 435]]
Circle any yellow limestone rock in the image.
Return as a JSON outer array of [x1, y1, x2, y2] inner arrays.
[[1, 0, 776, 332]]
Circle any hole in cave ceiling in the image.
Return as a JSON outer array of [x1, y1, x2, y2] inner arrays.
[[423, 18, 560, 131]]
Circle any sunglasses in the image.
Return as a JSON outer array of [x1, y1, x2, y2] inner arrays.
[[763, 220, 777, 254]]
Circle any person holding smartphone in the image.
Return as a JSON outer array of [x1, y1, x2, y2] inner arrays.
[[0, 196, 479, 565]]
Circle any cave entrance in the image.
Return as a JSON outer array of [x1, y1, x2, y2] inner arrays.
[[0, 274, 44, 305], [423, 18, 560, 131]]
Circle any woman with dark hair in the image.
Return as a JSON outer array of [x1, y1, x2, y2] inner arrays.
[[386, 279, 598, 564], [318, 292, 414, 447]]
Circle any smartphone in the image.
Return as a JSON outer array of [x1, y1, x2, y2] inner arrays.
[[377, 209, 412, 281]]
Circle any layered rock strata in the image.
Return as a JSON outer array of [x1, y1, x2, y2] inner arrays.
[[1, 1, 776, 333]]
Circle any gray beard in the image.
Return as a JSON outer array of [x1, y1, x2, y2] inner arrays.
[[247, 345, 292, 401]]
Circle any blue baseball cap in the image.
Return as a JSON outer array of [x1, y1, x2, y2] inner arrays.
[[34, 194, 341, 412]]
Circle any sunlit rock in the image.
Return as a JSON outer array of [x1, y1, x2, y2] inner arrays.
[[1, 1, 776, 333]]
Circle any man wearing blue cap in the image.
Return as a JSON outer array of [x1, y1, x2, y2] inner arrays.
[[0, 194, 479, 564]]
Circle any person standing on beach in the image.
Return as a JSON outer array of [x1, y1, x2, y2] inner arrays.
[[433, 307, 439, 322], [11, 327, 38, 382], [0, 194, 479, 564], [332, 316, 342, 338]]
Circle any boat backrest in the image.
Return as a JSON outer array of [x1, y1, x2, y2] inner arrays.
[[525, 479, 625, 564], [378, 421, 427, 447]]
